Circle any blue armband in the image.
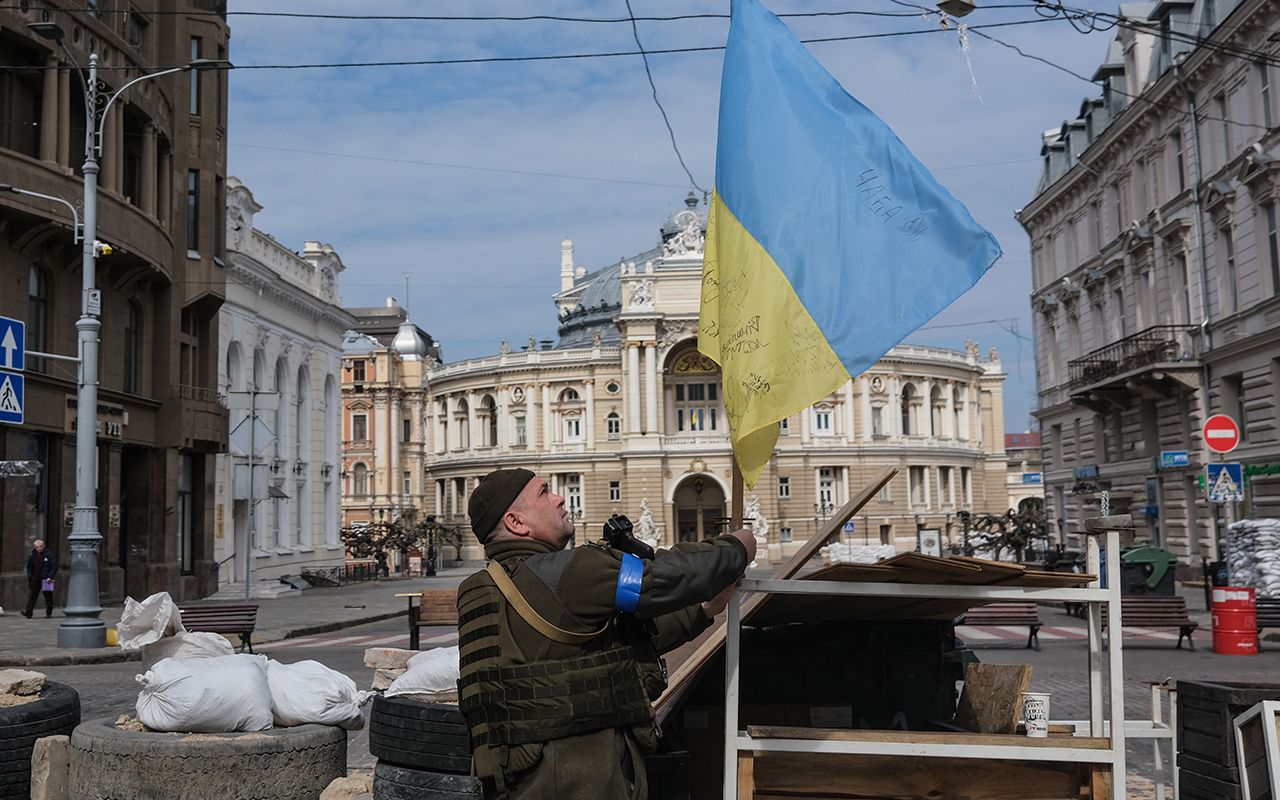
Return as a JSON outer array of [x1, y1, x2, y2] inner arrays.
[[614, 552, 643, 613]]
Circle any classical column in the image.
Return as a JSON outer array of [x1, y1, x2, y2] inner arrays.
[[626, 345, 641, 434], [57, 66, 70, 167], [389, 395, 401, 500], [842, 381, 855, 442], [959, 385, 972, 441], [496, 389, 507, 449], [542, 384, 554, 446], [141, 123, 157, 216], [800, 404, 811, 444], [157, 149, 171, 225], [527, 385, 538, 450], [644, 343, 657, 435], [584, 379, 596, 445], [859, 376, 873, 441], [466, 391, 477, 450], [442, 396, 453, 452], [40, 58, 58, 162], [923, 467, 932, 512], [924, 380, 936, 438]]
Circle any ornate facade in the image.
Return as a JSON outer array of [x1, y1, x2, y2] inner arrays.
[[213, 179, 355, 594], [0, 2, 230, 605], [1021, 0, 1280, 563], [341, 196, 1010, 563]]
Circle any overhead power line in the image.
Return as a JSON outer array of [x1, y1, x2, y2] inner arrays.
[[0, 5, 930, 21]]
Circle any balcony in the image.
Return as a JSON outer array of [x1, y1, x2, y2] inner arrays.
[[1067, 325, 1200, 411], [167, 385, 229, 450]]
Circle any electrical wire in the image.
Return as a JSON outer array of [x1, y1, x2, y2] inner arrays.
[[623, 0, 706, 195], [0, 5, 931, 21]]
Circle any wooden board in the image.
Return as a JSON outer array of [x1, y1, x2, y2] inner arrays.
[[749, 750, 1107, 800], [745, 726, 1110, 749], [653, 466, 899, 723], [953, 663, 1033, 734]]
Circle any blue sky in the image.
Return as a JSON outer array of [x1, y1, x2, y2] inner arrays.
[[225, 0, 1118, 432]]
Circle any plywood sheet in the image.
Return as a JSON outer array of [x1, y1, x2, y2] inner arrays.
[[953, 663, 1033, 734]]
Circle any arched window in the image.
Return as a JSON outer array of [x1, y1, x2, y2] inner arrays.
[[900, 383, 917, 435], [606, 411, 621, 441], [560, 387, 580, 403], [124, 301, 142, 393], [483, 395, 498, 447], [455, 397, 470, 448], [952, 386, 963, 438], [929, 385, 943, 437], [28, 266, 48, 372], [353, 463, 369, 496], [437, 399, 449, 452]]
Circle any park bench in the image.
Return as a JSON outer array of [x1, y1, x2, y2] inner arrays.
[[1257, 597, 1280, 649], [398, 589, 458, 650], [178, 604, 259, 653], [1098, 596, 1198, 650], [959, 602, 1043, 651]]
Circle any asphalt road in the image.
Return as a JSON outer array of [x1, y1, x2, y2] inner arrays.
[[38, 614, 1280, 793]]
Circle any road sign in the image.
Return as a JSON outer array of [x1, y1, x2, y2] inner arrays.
[[228, 414, 275, 458], [1206, 463, 1244, 503], [1022, 473, 1043, 484], [842, 521, 855, 533], [0, 316, 24, 372], [0, 369, 24, 425], [1159, 450, 1190, 469], [1203, 414, 1241, 454]]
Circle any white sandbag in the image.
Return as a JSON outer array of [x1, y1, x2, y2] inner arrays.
[[267, 659, 370, 730], [136, 653, 272, 733], [386, 646, 459, 697], [141, 631, 235, 669], [117, 592, 185, 651]]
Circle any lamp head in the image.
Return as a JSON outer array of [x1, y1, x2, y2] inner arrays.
[[27, 21, 65, 41], [0, 184, 15, 193], [187, 58, 233, 71]]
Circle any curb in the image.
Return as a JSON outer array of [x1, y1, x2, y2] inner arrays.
[[0, 609, 412, 667]]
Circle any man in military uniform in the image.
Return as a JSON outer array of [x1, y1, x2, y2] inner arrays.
[[458, 468, 755, 799]]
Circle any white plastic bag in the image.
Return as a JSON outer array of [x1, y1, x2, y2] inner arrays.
[[117, 592, 185, 651], [136, 653, 272, 732], [385, 646, 460, 697], [267, 659, 370, 730], [141, 631, 235, 669]]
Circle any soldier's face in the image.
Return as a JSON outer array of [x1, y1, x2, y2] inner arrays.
[[512, 478, 575, 549]]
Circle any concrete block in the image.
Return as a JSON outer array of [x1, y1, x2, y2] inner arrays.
[[30, 735, 70, 800], [371, 668, 404, 691], [362, 647, 415, 670], [319, 775, 373, 800], [0, 668, 46, 696]]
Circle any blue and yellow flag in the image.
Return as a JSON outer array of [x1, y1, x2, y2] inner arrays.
[[699, 0, 1002, 488]]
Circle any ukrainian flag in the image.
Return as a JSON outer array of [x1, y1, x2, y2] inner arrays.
[[699, 0, 1002, 487]]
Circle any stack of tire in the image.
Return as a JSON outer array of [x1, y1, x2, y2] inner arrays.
[[369, 694, 478, 800], [0, 682, 80, 799]]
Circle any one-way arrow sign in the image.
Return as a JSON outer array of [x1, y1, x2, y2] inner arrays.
[[0, 316, 24, 372]]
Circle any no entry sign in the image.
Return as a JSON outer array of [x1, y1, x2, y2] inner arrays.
[[1202, 414, 1241, 454]]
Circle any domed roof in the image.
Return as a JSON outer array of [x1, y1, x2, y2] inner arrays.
[[392, 321, 429, 360], [660, 191, 706, 239]]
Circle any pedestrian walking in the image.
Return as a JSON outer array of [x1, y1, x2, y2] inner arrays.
[[23, 539, 57, 619]]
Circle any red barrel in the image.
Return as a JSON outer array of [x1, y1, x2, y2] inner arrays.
[[1212, 587, 1258, 655]]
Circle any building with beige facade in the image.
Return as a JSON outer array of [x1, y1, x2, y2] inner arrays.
[[1020, 0, 1280, 567], [0, 2, 230, 605], [340, 196, 1011, 564], [213, 179, 356, 596]]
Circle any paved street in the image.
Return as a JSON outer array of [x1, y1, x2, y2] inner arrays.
[[34, 605, 1280, 795]]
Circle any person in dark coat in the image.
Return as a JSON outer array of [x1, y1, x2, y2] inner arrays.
[[23, 539, 57, 618]]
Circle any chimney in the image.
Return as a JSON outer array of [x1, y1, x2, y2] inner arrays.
[[561, 238, 575, 292]]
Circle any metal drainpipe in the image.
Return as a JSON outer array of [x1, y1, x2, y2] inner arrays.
[[1174, 61, 1219, 557]]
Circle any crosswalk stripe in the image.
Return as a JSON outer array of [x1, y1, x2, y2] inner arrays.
[[1123, 627, 1178, 640], [955, 626, 1000, 639]]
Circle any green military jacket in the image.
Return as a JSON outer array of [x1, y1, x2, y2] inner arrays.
[[457, 534, 748, 800]]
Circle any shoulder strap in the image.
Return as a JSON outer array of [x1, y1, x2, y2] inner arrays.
[[486, 560, 609, 645]]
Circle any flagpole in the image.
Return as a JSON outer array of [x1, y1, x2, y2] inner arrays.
[[730, 461, 744, 529]]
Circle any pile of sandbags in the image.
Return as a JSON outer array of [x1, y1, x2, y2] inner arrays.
[[364, 646, 459, 701], [821, 542, 896, 566], [1226, 518, 1280, 598]]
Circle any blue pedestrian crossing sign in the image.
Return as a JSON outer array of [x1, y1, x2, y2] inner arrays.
[[0, 370, 23, 425], [843, 520, 855, 534], [0, 315, 23, 372], [1206, 463, 1244, 503]]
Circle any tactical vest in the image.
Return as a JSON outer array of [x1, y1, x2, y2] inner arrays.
[[457, 552, 665, 791]]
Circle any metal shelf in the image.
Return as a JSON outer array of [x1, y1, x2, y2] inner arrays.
[[722, 523, 1129, 800]]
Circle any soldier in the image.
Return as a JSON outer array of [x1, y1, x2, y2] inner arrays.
[[458, 468, 755, 799]]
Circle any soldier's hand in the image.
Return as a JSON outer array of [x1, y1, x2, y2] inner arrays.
[[701, 574, 743, 618], [728, 528, 758, 563]]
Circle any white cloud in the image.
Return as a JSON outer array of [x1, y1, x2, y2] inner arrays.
[[227, 0, 1116, 429]]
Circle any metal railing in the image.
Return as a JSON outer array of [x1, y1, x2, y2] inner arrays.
[[1067, 325, 1197, 389], [172, 384, 222, 404]]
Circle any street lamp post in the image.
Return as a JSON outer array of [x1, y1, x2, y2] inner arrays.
[[24, 22, 228, 647]]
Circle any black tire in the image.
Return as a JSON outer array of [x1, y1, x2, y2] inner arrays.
[[369, 695, 472, 774], [0, 682, 80, 800], [373, 761, 482, 800], [69, 718, 346, 800]]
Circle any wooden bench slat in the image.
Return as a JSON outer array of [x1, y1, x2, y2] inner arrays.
[[179, 604, 259, 653]]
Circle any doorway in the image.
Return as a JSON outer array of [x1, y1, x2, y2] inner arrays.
[[672, 475, 726, 543]]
